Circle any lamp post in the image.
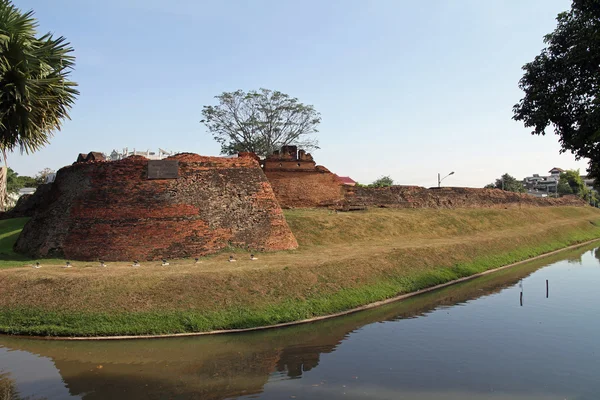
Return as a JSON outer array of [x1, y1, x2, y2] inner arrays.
[[438, 171, 455, 188]]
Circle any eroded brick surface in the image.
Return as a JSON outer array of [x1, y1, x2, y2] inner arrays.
[[0, 183, 53, 219], [343, 186, 587, 209], [262, 146, 345, 208], [14, 154, 297, 261], [264, 171, 345, 208]]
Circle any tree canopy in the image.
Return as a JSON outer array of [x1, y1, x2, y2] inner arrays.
[[0, 0, 79, 163], [513, 0, 600, 183], [558, 169, 584, 194], [6, 167, 35, 194], [201, 89, 321, 157], [558, 169, 597, 202], [485, 173, 526, 193], [370, 176, 394, 187], [34, 167, 53, 185]]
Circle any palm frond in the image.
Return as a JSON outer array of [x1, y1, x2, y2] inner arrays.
[[0, 0, 78, 157]]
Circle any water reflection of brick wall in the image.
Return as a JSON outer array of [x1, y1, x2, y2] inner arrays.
[[15, 153, 297, 261]]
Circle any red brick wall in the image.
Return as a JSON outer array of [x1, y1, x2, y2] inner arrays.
[[343, 186, 588, 209], [15, 154, 298, 261], [263, 160, 318, 172], [265, 170, 345, 208]]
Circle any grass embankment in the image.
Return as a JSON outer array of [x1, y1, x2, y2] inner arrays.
[[1, 206, 600, 337]]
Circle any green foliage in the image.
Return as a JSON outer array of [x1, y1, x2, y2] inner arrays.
[[6, 167, 35, 194], [557, 180, 573, 195], [34, 167, 53, 185], [201, 88, 321, 157], [513, 0, 600, 182], [559, 169, 585, 195], [0, 1, 79, 161], [1, 224, 599, 336], [0, 217, 30, 263], [486, 173, 526, 193], [557, 169, 598, 203], [370, 175, 394, 187]]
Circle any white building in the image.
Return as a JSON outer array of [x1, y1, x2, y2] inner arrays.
[[7, 187, 36, 207], [108, 148, 174, 161], [524, 167, 597, 196]]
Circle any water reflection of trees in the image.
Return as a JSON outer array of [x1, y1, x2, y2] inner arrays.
[[566, 247, 600, 265], [0, 246, 595, 400], [0, 373, 21, 400], [566, 253, 583, 264]]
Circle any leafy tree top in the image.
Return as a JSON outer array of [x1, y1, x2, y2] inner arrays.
[[559, 169, 585, 194], [6, 167, 36, 194], [34, 167, 53, 185], [485, 173, 526, 193], [513, 0, 600, 182], [370, 175, 394, 187], [201, 89, 321, 157]]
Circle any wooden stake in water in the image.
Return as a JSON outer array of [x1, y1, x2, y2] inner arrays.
[[546, 279, 549, 298], [520, 291, 523, 307]]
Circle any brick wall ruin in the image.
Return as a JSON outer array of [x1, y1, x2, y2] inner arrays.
[[343, 186, 587, 209], [0, 183, 53, 219], [262, 146, 345, 208], [15, 153, 297, 261]]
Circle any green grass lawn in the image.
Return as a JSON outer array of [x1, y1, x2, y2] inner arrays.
[[0, 218, 30, 266], [0, 218, 65, 268], [1, 207, 600, 336]]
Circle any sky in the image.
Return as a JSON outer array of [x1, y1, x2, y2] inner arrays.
[[10, 0, 588, 187]]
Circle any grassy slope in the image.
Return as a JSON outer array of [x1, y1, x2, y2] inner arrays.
[[0, 218, 30, 264], [0, 218, 66, 269], [1, 206, 600, 336]]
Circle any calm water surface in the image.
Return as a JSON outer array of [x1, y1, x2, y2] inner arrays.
[[1, 245, 600, 400]]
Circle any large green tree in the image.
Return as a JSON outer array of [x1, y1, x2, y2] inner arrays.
[[485, 173, 526, 193], [201, 89, 321, 157], [559, 169, 585, 194], [558, 169, 597, 202], [6, 167, 35, 194], [513, 0, 600, 184]]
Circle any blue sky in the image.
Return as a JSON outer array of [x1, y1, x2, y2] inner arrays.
[[11, 0, 587, 187]]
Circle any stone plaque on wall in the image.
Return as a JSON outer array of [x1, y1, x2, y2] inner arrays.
[[147, 160, 179, 179]]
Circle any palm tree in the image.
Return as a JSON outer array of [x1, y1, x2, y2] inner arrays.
[[0, 0, 78, 208]]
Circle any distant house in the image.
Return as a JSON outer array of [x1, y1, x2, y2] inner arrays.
[[337, 176, 357, 186], [523, 169, 562, 195], [548, 167, 564, 177], [108, 148, 174, 161], [524, 167, 597, 196], [582, 175, 596, 192]]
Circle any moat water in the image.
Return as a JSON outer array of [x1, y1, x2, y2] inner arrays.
[[1, 244, 600, 400]]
